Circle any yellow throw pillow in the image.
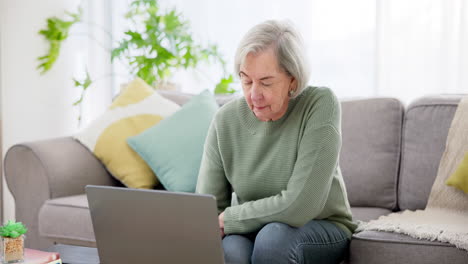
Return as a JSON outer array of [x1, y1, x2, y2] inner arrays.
[[74, 78, 180, 188], [445, 152, 468, 194]]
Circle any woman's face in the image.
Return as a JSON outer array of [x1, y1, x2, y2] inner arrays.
[[240, 47, 297, 122]]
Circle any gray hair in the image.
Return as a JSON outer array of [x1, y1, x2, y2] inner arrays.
[[234, 20, 310, 97]]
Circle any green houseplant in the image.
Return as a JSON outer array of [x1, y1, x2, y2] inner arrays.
[[37, 0, 235, 116], [0, 221, 27, 263], [112, 0, 233, 90]]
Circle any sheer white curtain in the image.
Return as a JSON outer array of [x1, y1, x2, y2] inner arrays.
[[112, 0, 467, 104], [78, 0, 114, 127], [377, 0, 468, 104]]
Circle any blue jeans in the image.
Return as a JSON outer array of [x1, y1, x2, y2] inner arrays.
[[222, 220, 350, 264]]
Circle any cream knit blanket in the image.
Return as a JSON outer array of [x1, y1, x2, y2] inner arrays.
[[357, 96, 468, 251]]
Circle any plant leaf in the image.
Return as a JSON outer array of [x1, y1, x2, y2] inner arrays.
[[72, 71, 92, 109], [0, 220, 28, 238], [214, 75, 236, 94], [37, 9, 82, 74]]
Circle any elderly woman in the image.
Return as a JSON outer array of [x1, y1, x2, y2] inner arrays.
[[196, 20, 356, 264]]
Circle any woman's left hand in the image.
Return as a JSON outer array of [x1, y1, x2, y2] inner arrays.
[[218, 211, 225, 238]]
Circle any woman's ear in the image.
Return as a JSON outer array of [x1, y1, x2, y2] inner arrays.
[[289, 77, 298, 92]]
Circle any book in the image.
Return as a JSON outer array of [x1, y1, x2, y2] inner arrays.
[[24, 248, 62, 264]]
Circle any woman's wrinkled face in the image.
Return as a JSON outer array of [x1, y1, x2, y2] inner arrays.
[[240, 47, 296, 122]]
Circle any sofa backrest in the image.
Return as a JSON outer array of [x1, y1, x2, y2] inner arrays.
[[160, 91, 405, 211], [159, 90, 464, 212], [340, 98, 404, 210], [398, 95, 461, 211]]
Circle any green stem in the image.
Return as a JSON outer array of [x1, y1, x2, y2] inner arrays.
[[69, 33, 112, 53], [74, 71, 129, 127], [81, 20, 113, 38], [69, 33, 133, 73]]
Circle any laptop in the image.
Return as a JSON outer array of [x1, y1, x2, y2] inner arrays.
[[85, 185, 224, 264]]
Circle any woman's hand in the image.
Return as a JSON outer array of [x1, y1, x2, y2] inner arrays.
[[218, 211, 225, 238]]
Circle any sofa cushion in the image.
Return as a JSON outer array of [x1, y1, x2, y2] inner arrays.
[[350, 207, 392, 222], [350, 230, 468, 264], [340, 98, 404, 210], [38, 195, 96, 247], [445, 152, 468, 194], [74, 79, 181, 189], [399, 95, 462, 210], [128, 90, 219, 193]]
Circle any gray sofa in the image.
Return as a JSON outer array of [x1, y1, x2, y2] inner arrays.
[[4, 91, 468, 263]]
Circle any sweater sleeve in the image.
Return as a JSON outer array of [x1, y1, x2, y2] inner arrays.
[[196, 119, 231, 214], [223, 122, 341, 234]]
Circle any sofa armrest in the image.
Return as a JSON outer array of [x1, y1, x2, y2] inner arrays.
[[4, 137, 119, 249]]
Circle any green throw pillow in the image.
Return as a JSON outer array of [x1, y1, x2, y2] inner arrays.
[[446, 152, 468, 194], [127, 90, 219, 192]]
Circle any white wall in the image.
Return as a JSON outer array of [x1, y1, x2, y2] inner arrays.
[[0, 0, 4, 223], [1, 0, 84, 222]]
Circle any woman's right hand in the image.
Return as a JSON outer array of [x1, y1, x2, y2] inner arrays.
[[219, 211, 225, 238]]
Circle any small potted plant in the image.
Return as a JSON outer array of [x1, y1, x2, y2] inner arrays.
[[0, 221, 27, 264]]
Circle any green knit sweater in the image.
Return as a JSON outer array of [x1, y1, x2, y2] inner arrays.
[[196, 86, 357, 236]]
